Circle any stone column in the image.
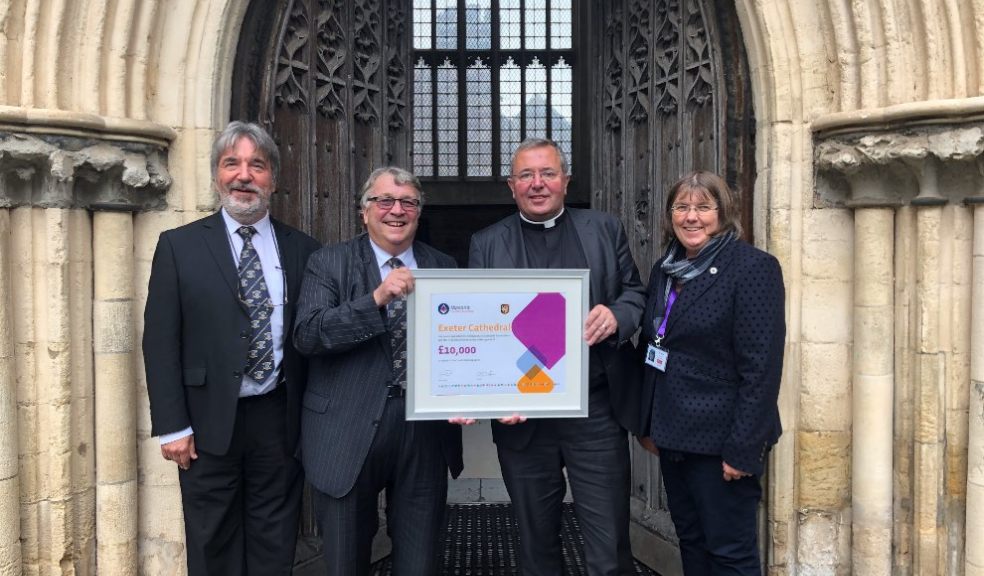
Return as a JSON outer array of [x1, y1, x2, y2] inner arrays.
[[0, 123, 172, 575], [93, 211, 138, 574], [851, 203, 895, 575], [912, 196, 947, 576], [0, 209, 21, 576], [966, 197, 984, 576]]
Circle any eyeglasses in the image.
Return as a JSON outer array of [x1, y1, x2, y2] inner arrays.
[[670, 204, 718, 215], [367, 196, 421, 211], [511, 169, 562, 183]]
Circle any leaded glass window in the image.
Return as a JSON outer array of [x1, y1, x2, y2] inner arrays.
[[413, 0, 576, 181]]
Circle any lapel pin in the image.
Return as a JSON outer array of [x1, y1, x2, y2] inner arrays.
[[710, 267, 718, 275]]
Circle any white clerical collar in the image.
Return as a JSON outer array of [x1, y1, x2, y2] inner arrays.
[[519, 206, 565, 229]]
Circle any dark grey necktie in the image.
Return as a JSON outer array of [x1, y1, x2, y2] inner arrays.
[[237, 226, 274, 382], [386, 257, 407, 387]]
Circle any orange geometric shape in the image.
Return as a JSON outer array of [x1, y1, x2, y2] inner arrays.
[[517, 364, 555, 394]]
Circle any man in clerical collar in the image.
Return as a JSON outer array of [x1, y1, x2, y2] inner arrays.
[[293, 167, 463, 575], [468, 138, 646, 575]]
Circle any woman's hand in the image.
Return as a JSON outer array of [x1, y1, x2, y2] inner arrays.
[[722, 461, 750, 481]]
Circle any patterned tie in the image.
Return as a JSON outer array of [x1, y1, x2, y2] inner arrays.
[[386, 257, 407, 388], [237, 226, 275, 382]]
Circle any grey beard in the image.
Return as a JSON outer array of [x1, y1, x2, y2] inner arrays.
[[220, 193, 268, 224]]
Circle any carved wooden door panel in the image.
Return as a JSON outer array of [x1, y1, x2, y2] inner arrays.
[[232, 0, 413, 245], [589, 0, 756, 564]]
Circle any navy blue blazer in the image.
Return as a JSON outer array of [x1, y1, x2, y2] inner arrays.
[[293, 234, 464, 497], [641, 239, 785, 476], [469, 208, 647, 446]]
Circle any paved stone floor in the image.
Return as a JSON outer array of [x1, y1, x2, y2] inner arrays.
[[294, 503, 662, 575]]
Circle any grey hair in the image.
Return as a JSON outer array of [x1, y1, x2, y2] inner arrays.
[[210, 121, 280, 185], [358, 166, 425, 208], [509, 138, 570, 176]]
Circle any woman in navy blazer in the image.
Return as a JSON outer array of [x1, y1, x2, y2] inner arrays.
[[640, 171, 785, 575]]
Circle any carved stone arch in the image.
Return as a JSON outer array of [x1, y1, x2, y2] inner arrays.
[[231, 0, 412, 244]]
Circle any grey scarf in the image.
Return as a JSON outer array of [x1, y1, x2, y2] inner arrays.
[[659, 231, 737, 304]]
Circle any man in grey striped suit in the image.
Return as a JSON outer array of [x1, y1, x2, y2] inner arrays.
[[293, 167, 463, 575]]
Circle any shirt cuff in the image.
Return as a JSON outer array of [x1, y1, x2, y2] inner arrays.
[[159, 427, 194, 445]]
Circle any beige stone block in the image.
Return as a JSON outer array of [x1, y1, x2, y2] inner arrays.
[[800, 342, 851, 431], [801, 278, 852, 344], [94, 357, 137, 483], [140, 538, 187, 576], [796, 510, 850, 574], [852, 523, 892, 575], [852, 373, 894, 484], [138, 437, 179, 488], [71, 394, 95, 490], [915, 353, 944, 444], [801, 210, 853, 281], [949, 351, 971, 413], [93, 212, 134, 299], [946, 410, 969, 495], [37, 498, 72, 565], [96, 481, 138, 544], [19, 500, 38, 568], [96, 541, 138, 576], [0, 476, 21, 575], [854, 306, 894, 375], [93, 300, 134, 354], [139, 483, 185, 542], [798, 431, 851, 510]]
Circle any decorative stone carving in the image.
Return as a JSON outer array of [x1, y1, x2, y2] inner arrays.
[[815, 125, 984, 207], [0, 132, 171, 211]]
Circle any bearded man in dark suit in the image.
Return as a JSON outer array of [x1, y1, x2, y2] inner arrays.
[[293, 167, 464, 575], [143, 121, 321, 575], [468, 138, 646, 576]]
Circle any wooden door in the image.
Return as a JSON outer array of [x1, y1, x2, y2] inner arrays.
[[232, 0, 413, 245], [588, 0, 756, 569]]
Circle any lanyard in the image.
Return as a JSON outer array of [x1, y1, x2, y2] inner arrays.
[[653, 289, 678, 346]]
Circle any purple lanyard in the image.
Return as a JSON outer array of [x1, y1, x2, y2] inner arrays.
[[654, 290, 678, 344]]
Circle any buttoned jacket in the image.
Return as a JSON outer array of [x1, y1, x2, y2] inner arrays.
[[641, 239, 785, 476], [469, 208, 647, 448], [143, 211, 321, 456], [293, 233, 464, 497]]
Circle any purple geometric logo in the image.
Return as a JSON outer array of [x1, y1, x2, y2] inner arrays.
[[511, 293, 565, 369]]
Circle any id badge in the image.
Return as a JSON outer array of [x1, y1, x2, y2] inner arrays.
[[645, 342, 669, 372]]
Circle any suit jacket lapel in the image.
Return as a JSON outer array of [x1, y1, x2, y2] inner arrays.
[[201, 212, 244, 310], [568, 209, 602, 308], [502, 215, 529, 268], [666, 241, 738, 332]]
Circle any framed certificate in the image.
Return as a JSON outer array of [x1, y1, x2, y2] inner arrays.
[[406, 269, 589, 420]]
